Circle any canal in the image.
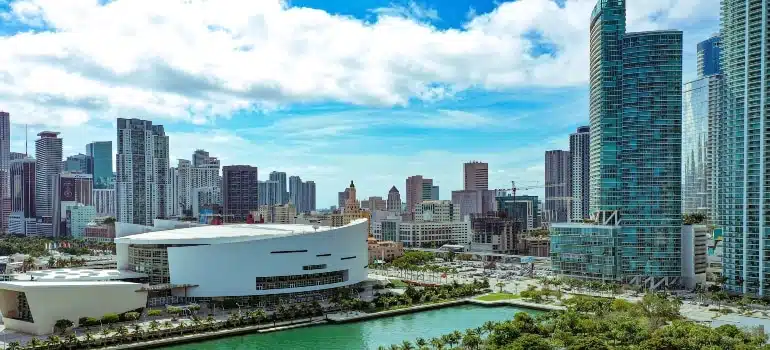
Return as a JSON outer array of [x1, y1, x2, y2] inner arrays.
[[163, 305, 541, 350]]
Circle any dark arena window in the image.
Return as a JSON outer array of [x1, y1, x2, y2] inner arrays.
[[302, 264, 327, 271], [256, 270, 347, 290]]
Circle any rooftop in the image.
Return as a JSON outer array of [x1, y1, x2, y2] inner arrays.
[[15, 269, 147, 282], [115, 219, 367, 245], [0, 280, 140, 288]]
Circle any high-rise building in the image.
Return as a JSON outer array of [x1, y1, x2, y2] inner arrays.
[[367, 196, 386, 211], [289, 176, 317, 213], [716, 0, 769, 296], [551, 0, 683, 287], [93, 188, 116, 217], [176, 153, 220, 216], [167, 166, 179, 217], [86, 141, 113, 189], [545, 150, 571, 223], [431, 185, 439, 201], [463, 161, 489, 191], [682, 74, 723, 216], [9, 152, 26, 161], [222, 165, 258, 222], [696, 35, 721, 78], [258, 180, 282, 207], [338, 188, 350, 210], [414, 200, 460, 223], [405, 175, 423, 214], [269, 171, 288, 204], [52, 172, 93, 237], [34, 131, 63, 218], [496, 194, 540, 231], [115, 118, 169, 225], [0, 112, 9, 234], [451, 189, 496, 218], [386, 186, 401, 213], [9, 158, 35, 235], [570, 126, 590, 221], [64, 154, 93, 174]]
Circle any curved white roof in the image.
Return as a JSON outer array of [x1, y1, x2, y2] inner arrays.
[[114, 219, 367, 245], [16, 268, 147, 282]]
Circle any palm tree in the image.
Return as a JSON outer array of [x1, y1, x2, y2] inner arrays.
[[132, 323, 144, 339], [430, 337, 444, 350], [116, 325, 129, 343], [28, 338, 42, 349], [46, 335, 61, 349], [83, 331, 95, 345], [7, 341, 21, 350], [22, 256, 35, 272], [100, 328, 111, 345], [482, 320, 496, 336], [401, 340, 415, 350], [64, 332, 78, 348], [415, 337, 427, 348], [149, 320, 160, 337]]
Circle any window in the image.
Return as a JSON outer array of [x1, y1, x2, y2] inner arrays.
[[302, 264, 327, 271], [316, 253, 331, 257], [270, 250, 308, 254], [255, 270, 347, 290], [340, 256, 356, 260]]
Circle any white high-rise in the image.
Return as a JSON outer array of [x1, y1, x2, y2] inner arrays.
[[115, 118, 170, 226], [35, 131, 63, 218], [93, 189, 116, 217], [176, 152, 220, 216]]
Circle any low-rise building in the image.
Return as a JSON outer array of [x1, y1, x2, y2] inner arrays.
[[83, 223, 116, 243], [367, 238, 403, 263], [519, 236, 551, 257], [470, 214, 520, 254], [681, 224, 709, 289]]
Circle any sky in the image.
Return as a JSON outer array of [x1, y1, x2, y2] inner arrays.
[[0, 0, 720, 208]]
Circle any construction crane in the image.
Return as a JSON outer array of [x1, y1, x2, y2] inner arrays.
[[494, 181, 573, 227]]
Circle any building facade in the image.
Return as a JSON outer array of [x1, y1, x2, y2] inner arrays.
[[570, 126, 590, 221], [551, 0, 683, 287], [222, 165, 259, 222], [544, 150, 571, 223], [696, 34, 721, 78], [289, 176, 316, 213], [0, 112, 8, 234], [64, 154, 93, 174], [471, 214, 519, 254], [115, 119, 170, 226], [496, 194, 540, 231], [463, 161, 488, 191], [405, 175, 433, 214], [716, 0, 770, 296], [414, 200, 461, 223], [9, 158, 35, 235], [52, 172, 93, 237], [269, 171, 288, 205], [386, 186, 401, 213], [34, 131, 63, 218], [86, 141, 113, 189], [93, 189, 116, 217], [451, 189, 496, 219], [176, 155, 220, 216]]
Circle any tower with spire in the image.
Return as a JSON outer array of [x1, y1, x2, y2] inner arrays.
[[331, 180, 371, 236]]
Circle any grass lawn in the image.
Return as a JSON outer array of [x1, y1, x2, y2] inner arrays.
[[476, 293, 521, 302], [389, 279, 409, 288]]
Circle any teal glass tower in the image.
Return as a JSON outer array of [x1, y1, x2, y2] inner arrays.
[[716, 0, 769, 296], [551, 0, 683, 287], [86, 141, 113, 189]]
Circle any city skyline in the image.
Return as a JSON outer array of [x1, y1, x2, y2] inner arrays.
[[0, 0, 719, 207]]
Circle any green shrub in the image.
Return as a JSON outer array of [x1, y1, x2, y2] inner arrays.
[[101, 313, 120, 324], [123, 312, 140, 322], [147, 309, 162, 317]]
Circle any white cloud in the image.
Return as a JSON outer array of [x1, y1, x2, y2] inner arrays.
[[0, 0, 716, 127]]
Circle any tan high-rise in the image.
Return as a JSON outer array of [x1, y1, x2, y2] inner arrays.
[[463, 161, 488, 191]]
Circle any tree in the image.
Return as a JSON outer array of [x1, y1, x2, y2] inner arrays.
[[639, 293, 681, 329], [400, 340, 414, 350], [430, 337, 445, 350], [7, 341, 20, 350], [462, 332, 482, 350], [54, 319, 74, 334], [46, 335, 61, 348], [496, 281, 506, 293]]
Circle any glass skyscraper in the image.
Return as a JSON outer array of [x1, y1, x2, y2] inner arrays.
[[552, 0, 683, 287], [697, 35, 722, 78], [86, 141, 113, 189], [716, 0, 769, 296]]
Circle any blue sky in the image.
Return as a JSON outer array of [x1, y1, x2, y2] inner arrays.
[[0, 0, 720, 207]]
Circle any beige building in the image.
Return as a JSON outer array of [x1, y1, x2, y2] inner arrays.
[[519, 236, 550, 257], [367, 238, 404, 263], [415, 200, 461, 223], [272, 203, 297, 224], [331, 181, 371, 236]]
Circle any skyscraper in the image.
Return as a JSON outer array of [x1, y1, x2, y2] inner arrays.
[[544, 150, 571, 223], [405, 175, 423, 214], [86, 141, 113, 189], [269, 171, 288, 204], [716, 0, 769, 296], [222, 165, 258, 222], [288, 176, 316, 213], [570, 126, 590, 221], [64, 154, 93, 174], [176, 152, 220, 216], [696, 35, 721, 78], [52, 172, 93, 237], [8, 158, 35, 235], [551, 0, 683, 287], [115, 118, 169, 225], [0, 112, 9, 233], [386, 186, 401, 212], [338, 188, 351, 210], [463, 161, 488, 191], [34, 131, 63, 218]]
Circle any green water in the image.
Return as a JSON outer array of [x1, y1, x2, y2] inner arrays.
[[164, 305, 540, 350]]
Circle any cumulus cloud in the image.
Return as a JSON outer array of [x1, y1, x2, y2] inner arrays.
[[0, 0, 715, 126]]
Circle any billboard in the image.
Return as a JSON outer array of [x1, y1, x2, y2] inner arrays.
[[60, 177, 76, 202]]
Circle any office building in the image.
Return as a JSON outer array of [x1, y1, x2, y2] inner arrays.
[[551, 0, 683, 287], [544, 150, 571, 223], [9, 158, 35, 235], [337, 188, 351, 210], [696, 35, 721, 78], [64, 154, 93, 174], [34, 131, 63, 218], [414, 200, 460, 223], [222, 165, 258, 222], [115, 119, 170, 226], [681, 224, 708, 290], [405, 175, 434, 214], [93, 189, 116, 217], [86, 141, 113, 189], [258, 180, 282, 207], [176, 154, 220, 216], [451, 189, 496, 218], [496, 194, 540, 231], [570, 126, 590, 221], [269, 171, 288, 204], [431, 185, 439, 200], [463, 161, 489, 191], [9, 152, 26, 161], [366, 196, 386, 211], [192, 149, 220, 168], [0, 112, 8, 233], [67, 204, 97, 239], [386, 186, 401, 213], [52, 172, 93, 237], [716, 0, 770, 296]]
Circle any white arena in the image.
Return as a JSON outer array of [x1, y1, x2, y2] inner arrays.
[[0, 219, 369, 335]]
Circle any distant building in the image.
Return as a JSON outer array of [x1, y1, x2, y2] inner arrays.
[[67, 205, 97, 239], [463, 161, 489, 191], [64, 153, 93, 174], [258, 180, 282, 207], [116, 118, 170, 225], [337, 188, 350, 210], [366, 196, 386, 211], [331, 181, 371, 235], [696, 35, 721, 78], [83, 223, 116, 243], [93, 189, 116, 217], [496, 194, 540, 231], [192, 186, 221, 219], [289, 176, 316, 213], [405, 175, 433, 214], [86, 141, 113, 189], [270, 203, 297, 224], [52, 172, 93, 237], [471, 214, 520, 254], [222, 165, 259, 222], [35, 131, 63, 218], [681, 224, 708, 290], [367, 238, 404, 263], [386, 186, 401, 213], [414, 200, 460, 223], [569, 126, 590, 221], [269, 171, 289, 204], [545, 150, 571, 223], [9, 158, 35, 235]]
